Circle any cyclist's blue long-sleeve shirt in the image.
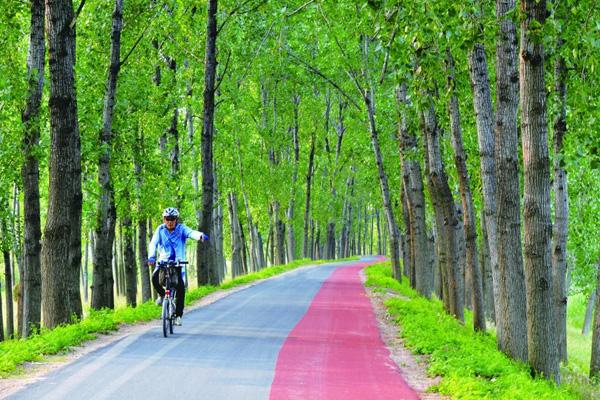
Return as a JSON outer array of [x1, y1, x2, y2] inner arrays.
[[148, 223, 202, 263]]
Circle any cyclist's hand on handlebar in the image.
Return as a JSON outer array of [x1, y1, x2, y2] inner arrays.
[[200, 233, 209, 242]]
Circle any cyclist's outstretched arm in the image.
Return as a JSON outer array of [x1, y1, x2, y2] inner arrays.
[[148, 227, 161, 265], [184, 225, 208, 242]]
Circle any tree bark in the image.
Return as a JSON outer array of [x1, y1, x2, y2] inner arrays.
[[91, 0, 123, 310], [422, 101, 464, 322], [447, 49, 486, 331], [1, 210, 14, 337], [480, 211, 496, 322], [365, 89, 401, 280], [583, 289, 596, 336], [286, 95, 300, 262], [590, 255, 600, 378], [0, 268, 3, 340], [272, 202, 286, 265], [520, 0, 559, 382], [134, 143, 151, 303], [495, 0, 528, 361], [42, 0, 83, 328], [469, 40, 504, 331], [20, 0, 44, 338], [303, 132, 316, 258], [228, 193, 247, 278], [397, 83, 431, 297], [552, 40, 569, 364], [197, 0, 219, 285], [123, 192, 137, 307]]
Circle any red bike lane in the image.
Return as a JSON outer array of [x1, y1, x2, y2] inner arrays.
[[269, 260, 420, 400]]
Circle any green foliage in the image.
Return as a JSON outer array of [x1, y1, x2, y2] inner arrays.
[[365, 262, 594, 399]]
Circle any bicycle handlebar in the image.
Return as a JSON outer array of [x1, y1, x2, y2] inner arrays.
[[157, 260, 188, 267]]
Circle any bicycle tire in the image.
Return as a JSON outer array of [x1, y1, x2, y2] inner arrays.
[[169, 299, 174, 334], [162, 297, 169, 337]]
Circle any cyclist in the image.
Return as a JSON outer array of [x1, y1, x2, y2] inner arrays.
[[147, 207, 207, 326]]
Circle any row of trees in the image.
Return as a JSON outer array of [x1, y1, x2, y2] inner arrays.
[[0, 0, 599, 386]]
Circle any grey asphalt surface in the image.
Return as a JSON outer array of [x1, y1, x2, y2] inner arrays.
[[8, 261, 354, 400]]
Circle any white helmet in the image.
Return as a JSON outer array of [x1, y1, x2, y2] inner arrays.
[[162, 207, 179, 218]]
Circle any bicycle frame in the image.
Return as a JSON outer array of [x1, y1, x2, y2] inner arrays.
[[158, 260, 186, 337]]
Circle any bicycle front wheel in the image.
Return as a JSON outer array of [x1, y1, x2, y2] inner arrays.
[[169, 299, 174, 334], [162, 298, 169, 337]]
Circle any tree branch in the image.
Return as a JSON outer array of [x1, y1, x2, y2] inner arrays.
[[284, 47, 361, 111], [286, 0, 315, 18], [70, 0, 87, 29]]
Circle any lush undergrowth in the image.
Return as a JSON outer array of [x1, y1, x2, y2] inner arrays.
[[0, 257, 348, 377], [365, 262, 598, 400]]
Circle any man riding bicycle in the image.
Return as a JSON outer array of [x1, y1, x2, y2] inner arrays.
[[147, 207, 207, 326]]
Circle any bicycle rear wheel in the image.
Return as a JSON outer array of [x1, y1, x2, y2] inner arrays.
[[162, 298, 169, 337]]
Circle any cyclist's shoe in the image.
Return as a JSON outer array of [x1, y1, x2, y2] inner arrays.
[[175, 317, 182, 326], [155, 296, 163, 306]]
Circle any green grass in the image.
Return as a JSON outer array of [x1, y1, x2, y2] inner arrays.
[[365, 262, 598, 399], [0, 257, 354, 377]]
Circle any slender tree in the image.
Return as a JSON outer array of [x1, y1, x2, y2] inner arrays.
[[446, 49, 485, 331], [286, 94, 301, 262], [42, 0, 83, 327], [552, 39, 569, 363], [303, 132, 316, 258], [422, 99, 464, 322], [20, 0, 44, 337], [92, 0, 123, 310], [397, 83, 431, 297], [197, 0, 219, 285], [590, 251, 600, 378], [495, 0, 528, 361], [1, 209, 14, 338], [520, 0, 559, 382]]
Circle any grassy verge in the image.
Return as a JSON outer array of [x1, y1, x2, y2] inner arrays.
[[0, 257, 352, 377], [365, 262, 597, 400]]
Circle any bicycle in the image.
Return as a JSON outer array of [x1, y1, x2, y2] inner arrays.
[[157, 260, 188, 337]]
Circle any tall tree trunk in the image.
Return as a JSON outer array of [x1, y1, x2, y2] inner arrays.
[[590, 253, 600, 378], [213, 168, 226, 282], [552, 40, 569, 364], [92, 0, 123, 310], [520, 0, 559, 382], [480, 212, 496, 322], [447, 49, 486, 331], [397, 83, 431, 297], [123, 192, 137, 307], [365, 89, 401, 280], [197, 0, 218, 285], [228, 193, 246, 278], [42, 0, 83, 328], [495, 0, 528, 361], [82, 235, 89, 304], [21, 0, 44, 338], [423, 101, 464, 322], [272, 202, 285, 265], [1, 212, 14, 338], [134, 135, 151, 302], [583, 289, 596, 336], [286, 95, 301, 262], [470, 42, 503, 332], [0, 267, 3, 340], [303, 133, 316, 258], [400, 184, 412, 283]]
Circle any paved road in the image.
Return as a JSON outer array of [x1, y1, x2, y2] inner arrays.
[[9, 257, 418, 400]]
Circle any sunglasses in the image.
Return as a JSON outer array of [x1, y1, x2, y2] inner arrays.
[[165, 216, 177, 222]]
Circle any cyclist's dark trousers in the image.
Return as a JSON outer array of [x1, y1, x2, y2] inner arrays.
[[152, 268, 186, 317]]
